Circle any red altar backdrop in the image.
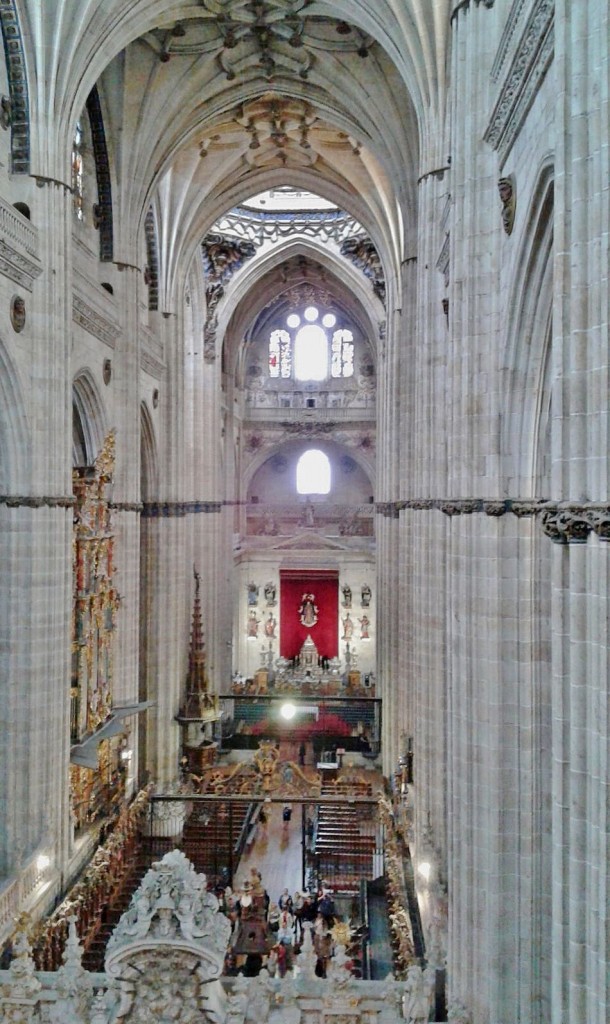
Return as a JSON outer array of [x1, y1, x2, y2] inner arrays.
[[279, 569, 339, 659]]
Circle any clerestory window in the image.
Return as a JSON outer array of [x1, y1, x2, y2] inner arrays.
[[268, 306, 354, 381]]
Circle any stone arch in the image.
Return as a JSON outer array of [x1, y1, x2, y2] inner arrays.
[[0, 338, 30, 493], [72, 369, 107, 467], [501, 162, 554, 494]]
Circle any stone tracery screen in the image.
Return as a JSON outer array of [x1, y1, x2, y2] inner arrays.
[[279, 568, 338, 659]]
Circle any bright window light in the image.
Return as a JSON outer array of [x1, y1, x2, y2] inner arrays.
[[322, 313, 336, 328], [304, 306, 319, 322], [286, 313, 300, 328], [294, 325, 327, 381], [297, 449, 331, 494]]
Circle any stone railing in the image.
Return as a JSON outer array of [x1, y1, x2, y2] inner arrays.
[[0, 195, 38, 256], [0, 850, 53, 946]]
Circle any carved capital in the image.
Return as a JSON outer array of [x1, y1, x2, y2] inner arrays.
[[540, 508, 591, 544]]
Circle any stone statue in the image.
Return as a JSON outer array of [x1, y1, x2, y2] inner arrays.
[[359, 614, 370, 639], [402, 964, 434, 1023], [342, 613, 353, 639]]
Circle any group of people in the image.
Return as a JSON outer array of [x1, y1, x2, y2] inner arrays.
[[222, 868, 339, 978]]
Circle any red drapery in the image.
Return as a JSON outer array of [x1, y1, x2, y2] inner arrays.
[[279, 569, 339, 659]]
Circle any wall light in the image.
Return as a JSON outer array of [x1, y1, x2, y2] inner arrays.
[[280, 702, 296, 720], [36, 854, 50, 872]]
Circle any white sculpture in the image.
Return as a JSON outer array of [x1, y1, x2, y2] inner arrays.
[[402, 964, 434, 1023]]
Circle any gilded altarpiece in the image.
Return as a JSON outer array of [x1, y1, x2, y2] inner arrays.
[[70, 431, 123, 830]]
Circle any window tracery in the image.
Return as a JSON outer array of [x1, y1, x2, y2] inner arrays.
[[267, 306, 355, 382]]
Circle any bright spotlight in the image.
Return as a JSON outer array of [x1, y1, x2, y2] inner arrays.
[[280, 702, 296, 720], [418, 860, 431, 881], [36, 854, 50, 872]]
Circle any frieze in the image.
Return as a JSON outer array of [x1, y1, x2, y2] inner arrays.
[[371, 499, 610, 544], [0, 493, 75, 508], [72, 294, 121, 348], [436, 233, 450, 288], [484, 0, 554, 163], [141, 501, 223, 518], [141, 347, 166, 379], [0, 239, 42, 291]]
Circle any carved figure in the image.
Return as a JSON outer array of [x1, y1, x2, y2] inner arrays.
[[299, 593, 318, 628], [498, 175, 516, 235], [359, 614, 370, 639], [10, 294, 26, 333], [342, 613, 353, 640], [247, 582, 259, 606], [341, 585, 352, 607], [264, 581, 277, 604], [247, 611, 260, 637], [402, 964, 434, 1024], [264, 613, 277, 638], [361, 584, 372, 607]]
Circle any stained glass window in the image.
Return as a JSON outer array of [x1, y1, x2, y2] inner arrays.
[[331, 329, 354, 378], [269, 329, 291, 377], [268, 309, 355, 380], [72, 122, 84, 221]]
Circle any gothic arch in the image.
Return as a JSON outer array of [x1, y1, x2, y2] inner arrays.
[[72, 369, 107, 467], [0, 338, 30, 492], [501, 162, 554, 494], [140, 400, 158, 499]]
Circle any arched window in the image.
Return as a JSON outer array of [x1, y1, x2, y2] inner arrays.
[[268, 306, 355, 381], [296, 449, 331, 495], [294, 324, 327, 381], [72, 122, 84, 220], [269, 329, 291, 377], [331, 329, 354, 378]]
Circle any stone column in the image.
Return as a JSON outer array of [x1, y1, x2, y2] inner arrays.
[[17, 178, 73, 883], [550, 5, 610, 1021]]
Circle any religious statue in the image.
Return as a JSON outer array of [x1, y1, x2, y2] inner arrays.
[[247, 583, 259, 606], [264, 613, 277, 638], [264, 581, 277, 605], [341, 584, 352, 608], [247, 611, 260, 637], [299, 593, 318, 628], [361, 583, 372, 607], [342, 613, 353, 639], [359, 614, 370, 639], [402, 964, 435, 1024]]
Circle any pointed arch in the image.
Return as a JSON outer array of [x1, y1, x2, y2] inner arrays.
[[501, 161, 554, 493], [72, 369, 107, 467]]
